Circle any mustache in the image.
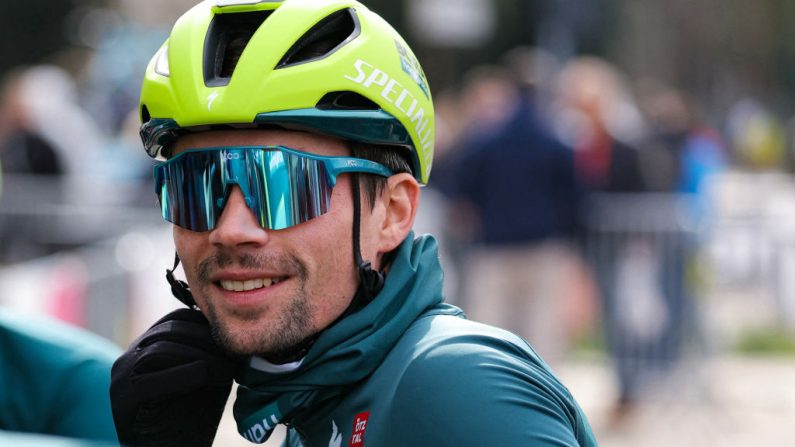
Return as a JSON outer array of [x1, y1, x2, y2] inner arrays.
[[197, 251, 307, 283]]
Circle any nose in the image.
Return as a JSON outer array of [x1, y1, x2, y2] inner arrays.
[[208, 187, 270, 248]]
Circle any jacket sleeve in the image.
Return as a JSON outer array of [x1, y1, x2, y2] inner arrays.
[[50, 356, 119, 441], [386, 338, 595, 446], [0, 310, 121, 443]]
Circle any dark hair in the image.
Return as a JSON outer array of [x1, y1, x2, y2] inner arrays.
[[350, 143, 413, 209], [220, 35, 250, 78]]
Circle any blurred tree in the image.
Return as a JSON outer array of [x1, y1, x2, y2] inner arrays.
[[360, 0, 406, 31], [359, 0, 615, 93], [0, 1, 79, 76], [772, 0, 795, 114], [608, 0, 795, 123]]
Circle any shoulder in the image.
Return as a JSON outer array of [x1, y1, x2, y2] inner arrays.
[[384, 315, 592, 446], [0, 309, 121, 440], [393, 315, 564, 398], [0, 309, 121, 363], [0, 309, 120, 366], [0, 309, 120, 398], [0, 429, 106, 446]]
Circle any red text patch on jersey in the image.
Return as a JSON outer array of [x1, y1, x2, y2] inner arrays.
[[349, 411, 370, 447]]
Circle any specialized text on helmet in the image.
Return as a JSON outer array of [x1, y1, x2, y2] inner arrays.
[[344, 59, 433, 170]]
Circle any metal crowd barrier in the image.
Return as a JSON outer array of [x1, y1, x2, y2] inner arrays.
[[0, 174, 173, 345], [582, 193, 707, 401]]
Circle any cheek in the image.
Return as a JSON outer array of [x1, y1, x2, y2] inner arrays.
[[307, 238, 358, 323], [306, 186, 359, 296], [318, 180, 355, 244], [172, 226, 205, 282], [307, 208, 354, 279], [172, 226, 191, 259]]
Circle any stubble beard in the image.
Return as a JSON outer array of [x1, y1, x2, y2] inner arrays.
[[195, 251, 315, 359]]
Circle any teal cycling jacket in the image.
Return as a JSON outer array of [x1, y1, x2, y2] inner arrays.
[[0, 308, 120, 442], [234, 234, 597, 446]]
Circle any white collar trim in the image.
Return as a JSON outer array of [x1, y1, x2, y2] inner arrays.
[[249, 356, 304, 374]]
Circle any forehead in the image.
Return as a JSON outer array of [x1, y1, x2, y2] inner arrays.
[[172, 129, 351, 157]]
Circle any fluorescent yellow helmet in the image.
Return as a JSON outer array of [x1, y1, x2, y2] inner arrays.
[[140, 0, 434, 184]]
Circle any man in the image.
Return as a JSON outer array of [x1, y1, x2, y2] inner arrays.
[[436, 62, 588, 365], [110, 1, 598, 446]]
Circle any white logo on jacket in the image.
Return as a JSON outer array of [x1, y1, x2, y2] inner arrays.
[[329, 420, 342, 447]]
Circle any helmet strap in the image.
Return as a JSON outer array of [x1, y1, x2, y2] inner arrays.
[[166, 253, 198, 309], [350, 173, 385, 304]]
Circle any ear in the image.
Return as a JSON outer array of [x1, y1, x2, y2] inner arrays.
[[376, 173, 420, 255]]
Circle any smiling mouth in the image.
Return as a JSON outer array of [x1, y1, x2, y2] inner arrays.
[[218, 277, 287, 292]]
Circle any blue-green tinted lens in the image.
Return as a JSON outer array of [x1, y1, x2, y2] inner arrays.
[[153, 146, 393, 232]]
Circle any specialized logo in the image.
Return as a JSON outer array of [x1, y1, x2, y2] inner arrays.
[[344, 59, 433, 171], [349, 411, 370, 447], [330, 420, 342, 447], [207, 91, 219, 111]]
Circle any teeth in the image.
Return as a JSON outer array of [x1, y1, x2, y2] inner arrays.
[[220, 277, 280, 292]]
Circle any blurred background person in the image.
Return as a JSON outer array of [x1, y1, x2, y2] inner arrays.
[[638, 79, 728, 216], [0, 69, 64, 177], [436, 54, 593, 365], [0, 67, 68, 263], [632, 80, 726, 420], [726, 98, 787, 172], [553, 56, 660, 422], [557, 58, 728, 424], [552, 56, 647, 194]]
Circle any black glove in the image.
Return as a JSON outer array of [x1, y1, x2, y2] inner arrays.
[[110, 308, 238, 447]]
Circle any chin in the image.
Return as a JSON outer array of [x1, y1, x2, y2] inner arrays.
[[200, 285, 317, 357], [212, 313, 313, 358], [211, 318, 267, 354]]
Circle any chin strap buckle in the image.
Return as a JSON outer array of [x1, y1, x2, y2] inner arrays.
[[358, 260, 385, 299]]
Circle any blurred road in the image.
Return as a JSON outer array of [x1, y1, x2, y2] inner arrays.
[[557, 355, 795, 447]]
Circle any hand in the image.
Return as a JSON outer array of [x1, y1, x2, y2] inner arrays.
[[110, 308, 237, 446]]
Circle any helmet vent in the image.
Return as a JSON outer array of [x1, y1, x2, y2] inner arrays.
[[277, 8, 359, 69], [316, 91, 381, 111], [204, 10, 272, 87]]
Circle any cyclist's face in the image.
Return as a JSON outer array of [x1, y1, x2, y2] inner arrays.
[[171, 129, 368, 359]]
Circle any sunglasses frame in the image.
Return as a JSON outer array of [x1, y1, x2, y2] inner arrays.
[[153, 145, 395, 231]]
